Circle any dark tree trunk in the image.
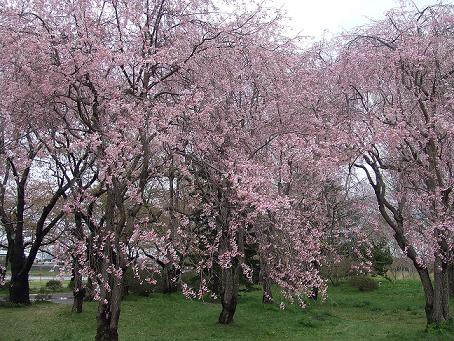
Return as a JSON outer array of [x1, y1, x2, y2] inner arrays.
[[95, 187, 124, 341], [72, 211, 86, 312], [162, 264, 180, 294], [121, 272, 129, 299], [9, 272, 30, 304], [218, 259, 240, 324], [95, 275, 122, 341], [162, 170, 180, 295], [312, 260, 321, 301], [430, 257, 451, 323], [260, 257, 273, 304], [9, 242, 30, 304], [448, 262, 454, 297], [218, 229, 244, 325], [360, 152, 451, 327], [72, 260, 85, 313], [72, 290, 85, 314], [262, 276, 273, 304]]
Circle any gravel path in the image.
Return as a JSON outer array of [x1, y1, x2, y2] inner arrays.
[[0, 292, 74, 305]]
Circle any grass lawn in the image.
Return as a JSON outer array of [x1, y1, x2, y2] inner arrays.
[[0, 279, 453, 341]]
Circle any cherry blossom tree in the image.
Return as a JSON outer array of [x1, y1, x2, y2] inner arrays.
[[0, 0, 328, 338], [335, 3, 454, 325]]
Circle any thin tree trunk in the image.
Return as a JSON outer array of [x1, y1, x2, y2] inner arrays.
[[72, 260, 85, 313], [260, 257, 273, 304], [449, 262, 454, 297], [162, 264, 179, 294], [72, 212, 85, 312], [218, 229, 244, 325], [121, 268, 129, 299], [312, 260, 320, 301], [162, 168, 180, 294]]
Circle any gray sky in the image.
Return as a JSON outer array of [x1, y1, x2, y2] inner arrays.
[[278, 0, 447, 38]]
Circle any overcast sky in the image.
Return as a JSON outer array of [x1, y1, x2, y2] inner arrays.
[[277, 0, 447, 38]]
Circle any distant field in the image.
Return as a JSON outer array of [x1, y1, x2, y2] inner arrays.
[[5, 265, 68, 277], [0, 280, 71, 296], [0, 279, 453, 340]]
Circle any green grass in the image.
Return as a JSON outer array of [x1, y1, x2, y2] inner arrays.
[[0, 279, 453, 340]]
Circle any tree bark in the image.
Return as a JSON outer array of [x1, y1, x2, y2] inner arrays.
[[72, 212, 85, 312], [218, 258, 240, 324], [72, 261, 85, 313], [162, 264, 179, 294], [162, 169, 180, 294], [96, 278, 122, 341], [260, 257, 273, 304], [72, 289, 85, 314], [9, 272, 30, 304], [95, 187, 123, 341], [449, 262, 454, 297], [430, 257, 451, 323], [218, 229, 244, 325], [8, 242, 30, 304], [121, 268, 129, 299]]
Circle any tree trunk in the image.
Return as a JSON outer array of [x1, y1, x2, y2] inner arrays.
[[260, 257, 273, 304], [9, 243, 30, 304], [448, 262, 454, 297], [312, 260, 321, 301], [72, 212, 85, 312], [121, 269, 129, 299], [72, 260, 85, 313], [95, 277, 122, 341], [218, 258, 240, 324], [262, 275, 273, 304], [430, 257, 451, 324], [9, 271, 29, 304], [162, 264, 180, 294], [218, 229, 244, 325], [72, 290, 85, 314], [95, 187, 123, 341]]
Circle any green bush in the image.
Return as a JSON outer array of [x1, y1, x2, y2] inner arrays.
[[45, 280, 62, 292], [348, 276, 378, 292], [370, 242, 393, 276]]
